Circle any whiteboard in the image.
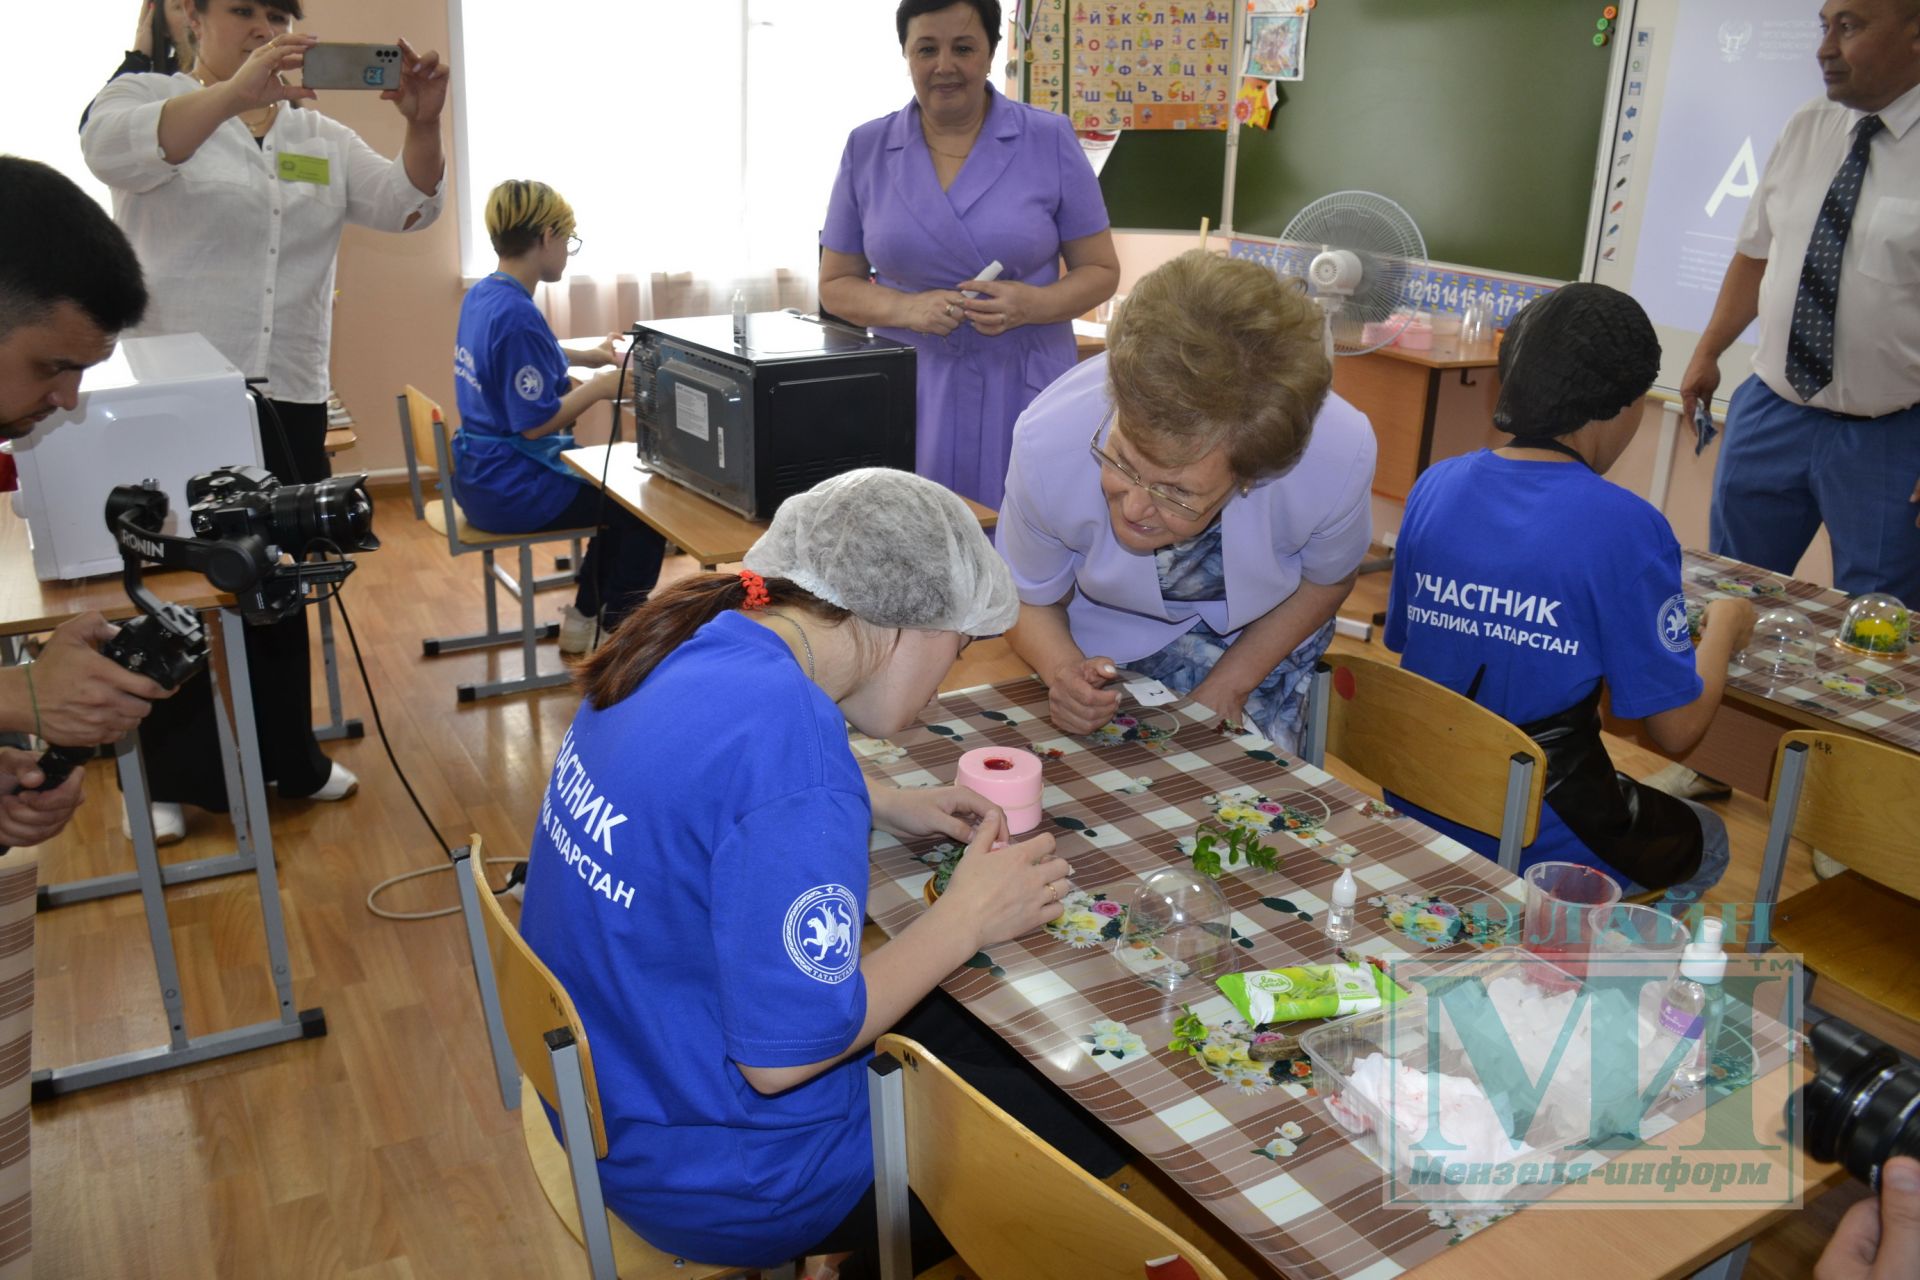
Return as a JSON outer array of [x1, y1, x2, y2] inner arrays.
[[1583, 0, 1822, 402]]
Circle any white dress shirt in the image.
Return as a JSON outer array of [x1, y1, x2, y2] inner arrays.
[[82, 73, 443, 405], [1737, 81, 1920, 418]]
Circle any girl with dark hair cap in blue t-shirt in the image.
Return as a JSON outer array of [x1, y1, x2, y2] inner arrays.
[[1387, 284, 1755, 900]]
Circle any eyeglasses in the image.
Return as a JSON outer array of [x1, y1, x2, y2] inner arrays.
[[565, 234, 583, 257], [1088, 408, 1210, 521]]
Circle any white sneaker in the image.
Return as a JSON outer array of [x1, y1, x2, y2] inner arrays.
[[121, 801, 186, 847], [559, 604, 604, 657], [307, 762, 358, 802]]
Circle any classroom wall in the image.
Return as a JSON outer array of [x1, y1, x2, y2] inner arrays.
[[320, 0, 462, 479], [1106, 232, 1838, 592]]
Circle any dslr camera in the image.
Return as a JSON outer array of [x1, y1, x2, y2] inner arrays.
[[34, 465, 378, 788]]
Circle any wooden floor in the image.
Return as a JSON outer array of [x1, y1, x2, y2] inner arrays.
[[21, 496, 1857, 1278]]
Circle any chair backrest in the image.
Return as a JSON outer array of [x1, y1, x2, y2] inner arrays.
[[1771, 731, 1920, 900], [1321, 652, 1546, 846], [466, 837, 610, 1158], [396, 384, 445, 520], [874, 1033, 1229, 1280]]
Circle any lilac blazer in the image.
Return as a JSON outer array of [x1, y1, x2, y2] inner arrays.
[[822, 87, 1110, 509], [996, 355, 1377, 661]]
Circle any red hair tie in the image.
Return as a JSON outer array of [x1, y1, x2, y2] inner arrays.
[[738, 568, 770, 610]]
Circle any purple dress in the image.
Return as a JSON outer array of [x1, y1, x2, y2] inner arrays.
[[822, 86, 1110, 509]]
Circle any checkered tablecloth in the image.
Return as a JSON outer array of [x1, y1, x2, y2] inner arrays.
[[1682, 550, 1920, 755], [856, 679, 1555, 1276]]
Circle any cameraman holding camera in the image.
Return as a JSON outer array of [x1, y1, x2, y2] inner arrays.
[[0, 157, 174, 847]]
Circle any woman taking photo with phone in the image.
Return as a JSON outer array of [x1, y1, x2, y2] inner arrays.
[[80, 0, 450, 831]]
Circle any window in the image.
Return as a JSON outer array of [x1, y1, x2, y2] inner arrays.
[[454, 0, 908, 301]]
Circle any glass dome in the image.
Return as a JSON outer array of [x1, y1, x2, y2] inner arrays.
[[1739, 607, 1817, 672], [1835, 593, 1912, 658], [1113, 866, 1234, 993]]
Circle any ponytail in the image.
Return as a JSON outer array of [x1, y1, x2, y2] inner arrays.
[[577, 572, 850, 709]]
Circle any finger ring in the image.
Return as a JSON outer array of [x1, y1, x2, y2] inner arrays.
[[944, 302, 955, 317]]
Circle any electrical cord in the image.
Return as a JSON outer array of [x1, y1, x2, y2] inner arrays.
[[297, 540, 518, 919], [583, 334, 641, 647]]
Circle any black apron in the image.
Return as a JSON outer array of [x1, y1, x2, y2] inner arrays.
[[1515, 684, 1704, 891]]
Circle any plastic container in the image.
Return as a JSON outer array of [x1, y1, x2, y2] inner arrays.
[[954, 746, 1043, 834], [1740, 607, 1818, 672], [1112, 866, 1233, 993], [1523, 861, 1622, 974], [1835, 593, 1911, 657], [1301, 948, 1679, 1202], [1396, 318, 1435, 351]]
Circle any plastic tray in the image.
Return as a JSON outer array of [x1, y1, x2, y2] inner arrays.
[[1300, 947, 1682, 1203]]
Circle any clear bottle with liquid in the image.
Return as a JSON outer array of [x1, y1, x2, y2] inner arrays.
[[1324, 866, 1357, 944], [730, 289, 747, 346], [1659, 916, 1726, 1092]]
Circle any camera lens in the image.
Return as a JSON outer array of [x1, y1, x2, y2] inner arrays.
[[1797, 1018, 1920, 1187], [266, 474, 378, 557]]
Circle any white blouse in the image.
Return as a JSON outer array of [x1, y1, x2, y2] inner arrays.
[[82, 73, 443, 405]]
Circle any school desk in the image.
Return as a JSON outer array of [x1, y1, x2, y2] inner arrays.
[[859, 676, 1839, 1279], [1604, 550, 1920, 799], [560, 441, 997, 569]]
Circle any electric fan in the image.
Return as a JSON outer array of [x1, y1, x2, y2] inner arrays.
[[1276, 191, 1429, 359]]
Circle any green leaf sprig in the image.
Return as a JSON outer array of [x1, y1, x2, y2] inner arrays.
[[1187, 823, 1279, 879], [1168, 1005, 1209, 1059]]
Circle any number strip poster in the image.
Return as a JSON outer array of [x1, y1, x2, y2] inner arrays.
[[1067, 2, 1233, 131], [1024, 0, 1069, 115]]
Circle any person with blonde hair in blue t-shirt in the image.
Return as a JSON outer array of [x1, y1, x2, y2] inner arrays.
[[452, 179, 664, 654]]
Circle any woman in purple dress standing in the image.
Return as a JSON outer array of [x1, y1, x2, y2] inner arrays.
[[819, 0, 1118, 510]]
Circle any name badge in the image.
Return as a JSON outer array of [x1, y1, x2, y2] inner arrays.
[[276, 153, 331, 185]]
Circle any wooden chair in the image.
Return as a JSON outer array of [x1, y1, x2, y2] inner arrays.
[[868, 1034, 1230, 1280], [450, 840, 794, 1280], [396, 387, 596, 702], [1747, 732, 1920, 1030], [1301, 653, 1546, 873]]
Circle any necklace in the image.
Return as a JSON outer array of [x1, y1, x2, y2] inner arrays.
[[196, 68, 278, 134], [761, 611, 816, 682], [925, 141, 973, 160]]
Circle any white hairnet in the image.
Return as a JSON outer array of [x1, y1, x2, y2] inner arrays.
[[742, 468, 1018, 635]]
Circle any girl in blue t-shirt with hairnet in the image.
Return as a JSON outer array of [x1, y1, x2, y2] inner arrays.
[[517, 468, 1126, 1275]]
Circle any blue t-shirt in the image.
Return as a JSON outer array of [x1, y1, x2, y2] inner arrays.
[[1383, 451, 1702, 876], [517, 612, 874, 1264], [450, 273, 583, 530]]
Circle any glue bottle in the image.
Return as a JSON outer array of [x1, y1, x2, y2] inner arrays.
[[730, 289, 747, 345], [1325, 866, 1357, 944], [1660, 916, 1726, 1092]]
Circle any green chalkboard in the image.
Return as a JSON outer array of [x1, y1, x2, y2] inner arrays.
[[1095, 0, 1614, 280]]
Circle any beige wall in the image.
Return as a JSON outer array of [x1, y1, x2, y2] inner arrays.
[[315, 0, 462, 479], [1108, 231, 1838, 591]]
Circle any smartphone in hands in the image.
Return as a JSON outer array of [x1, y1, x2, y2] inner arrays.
[[300, 43, 403, 90]]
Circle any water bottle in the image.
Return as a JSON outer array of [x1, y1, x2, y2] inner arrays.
[[1658, 917, 1727, 1093], [731, 289, 747, 346]]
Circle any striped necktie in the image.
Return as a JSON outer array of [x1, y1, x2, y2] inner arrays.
[[1784, 113, 1884, 401]]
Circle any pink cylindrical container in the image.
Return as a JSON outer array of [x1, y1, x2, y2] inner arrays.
[[954, 746, 1044, 835]]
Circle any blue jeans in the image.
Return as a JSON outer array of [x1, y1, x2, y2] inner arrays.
[[1710, 375, 1920, 601], [537, 483, 666, 627], [1624, 798, 1730, 906]]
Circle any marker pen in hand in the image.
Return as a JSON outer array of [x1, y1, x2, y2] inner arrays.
[[960, 260, 1004, 299]]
